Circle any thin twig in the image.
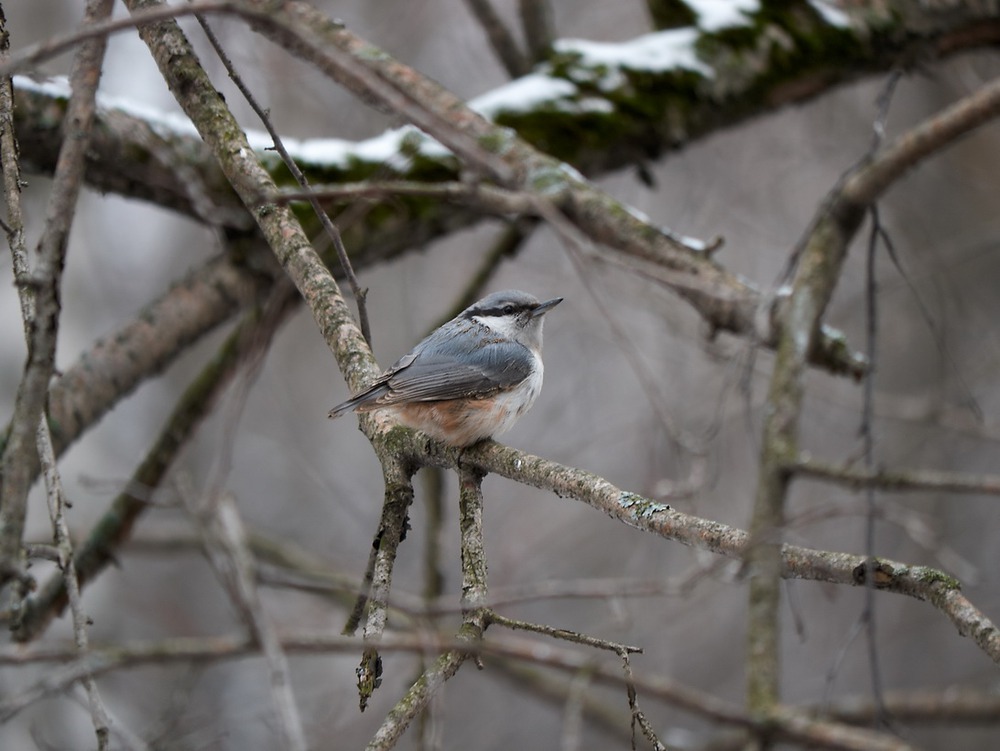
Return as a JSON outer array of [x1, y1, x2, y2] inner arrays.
[[181, 484, 307, 751], [518, 0, 554, 62], [0, 629, 911, 750], [875, 217, 983, 421], [862, 203, 888, 725], [194, 10, 372, 345], [788, 457, 1000, 496], [462, 0, 530, 77], [0, 0, 112, 594], [620, 651, 668, 751], [342, 534, 380, 636], [490, 612, 642, 655], [39, 418, 112, 748], [10, 4, 119, 744]]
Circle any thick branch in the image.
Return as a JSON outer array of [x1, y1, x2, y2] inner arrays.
[[249, 1, 867, 381], [12, 291, 296, 641], [13, 4, 1000, 386], [38, 254, 265, 458], [367, 465, 489, 749], [12, 76, 248, 228], [122, 0, 373, 391], [744, 65, 1000, 712], [381, 437, 1000, 665]]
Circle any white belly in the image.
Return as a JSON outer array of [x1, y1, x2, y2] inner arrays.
[[488, 355, 544, 436]]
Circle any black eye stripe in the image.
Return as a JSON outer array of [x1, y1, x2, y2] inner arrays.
[[474, 304, 529, 317]]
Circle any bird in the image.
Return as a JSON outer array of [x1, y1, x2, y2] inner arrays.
[[328, 290, 562, 447]]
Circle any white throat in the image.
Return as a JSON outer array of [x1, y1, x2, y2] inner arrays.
[[473, 314, 544, 352]]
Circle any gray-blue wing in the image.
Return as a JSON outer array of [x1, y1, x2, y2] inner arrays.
[[378, 338, 532, 404], [329, 331, 533, 418]]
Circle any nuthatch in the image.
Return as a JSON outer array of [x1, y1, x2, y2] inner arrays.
[[328, 290, 562, 446]]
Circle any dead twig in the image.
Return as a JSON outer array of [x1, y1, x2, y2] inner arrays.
[[181, 483, 307, 751]]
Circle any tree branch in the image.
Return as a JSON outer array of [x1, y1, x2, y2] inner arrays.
[[462, 0, 530, 77], [789, 457, 1000, 497], [11, 287, 297, 641], [740, 61, 1000, 716], [0, 0, 115, 592], [182, 486, 307, 751], [0, 629, 913, 751], [420, 438, 1000, 665], [366, 464, 489, 749]]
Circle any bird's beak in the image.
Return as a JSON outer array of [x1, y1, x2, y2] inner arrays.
[[532, 297, 563, 317]]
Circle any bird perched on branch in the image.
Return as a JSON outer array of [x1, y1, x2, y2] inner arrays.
[[329, 290, 562, 446]]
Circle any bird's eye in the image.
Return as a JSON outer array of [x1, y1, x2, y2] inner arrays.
[[502, 305, 515, 315]]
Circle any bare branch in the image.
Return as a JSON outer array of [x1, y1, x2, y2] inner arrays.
[[743, 61, 1000, 713], [195, 13, 373, 344], [366, 465, 489, 749], [0, 0, 113, 592], [0, 629, 913, 751], [844, 74, 1000, 207], [38, 418, 111, 749], [11, 286, 297, 641], [122, 0, 375, 396], [440, 439, 1000, 665], [355, 458, 415, 711], [181, 486, 307, 751], [518, 0, 554, 62], [790, 457, 1000, 497], [45, 254, 269, 458], [489, 612, 641, 655], [462, 0, 530, 77]]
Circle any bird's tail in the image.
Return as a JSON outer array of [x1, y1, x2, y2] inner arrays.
[[328, 396, 363, 419], [327, 384, 387, 419]]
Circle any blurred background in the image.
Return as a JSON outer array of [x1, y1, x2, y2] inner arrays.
[[4, 1, 1000, 748]]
